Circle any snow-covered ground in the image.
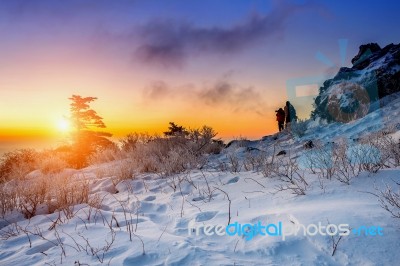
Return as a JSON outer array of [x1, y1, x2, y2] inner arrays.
[[2, 168, 400, 265], [1, 96, 400, 265]]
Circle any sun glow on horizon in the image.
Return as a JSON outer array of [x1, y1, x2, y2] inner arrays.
[[57, 118, 71, 132]]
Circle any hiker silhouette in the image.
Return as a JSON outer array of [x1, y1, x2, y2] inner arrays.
[[284, 101, 297, 130], [275, 108, 285, 132]]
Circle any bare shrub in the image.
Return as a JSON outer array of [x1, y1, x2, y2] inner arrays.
[[120, 133, 140, 152], [383, 136, 400, 167], [77, 229, 117, 264], [346, 142, 382, 174], [0, 149, 38, 182], [216, 160, 229, 172], [261, 159, 277, 178], [326, 219, 347, 256], [128, 135, 207, 176], [227, 152, 242, 173], [0, 221, 21, 240], [110, 160, 136, 184], [94, 166, 110, 178], [376, 182, 400, 219], [38, 155, 68, 175], [243, 154, 254, 172], [332, 141, 360, 185], [360, 131, 400, 169], [187, 126, 223, 155], [88, 146, 123, 165], [0, 184, 18, 218], [47, 173, 89, 218], [378, 125, 400, 167], [341, 131, 399, 175], [300, 150, 318, 174], [298, 144, 327, 191], [243, 151, 266, 172], [162, 145, 204, 176], [120, 132, 156, 155], [118, 125, 220, 176], [309, 143, 336, 180], [290, 119, 308, 138], [260, 144, 278, 178], [205, 140, 224, 154], [1, 170, 89, 220], [17, 176, 49, 218], [213, 187, 231, 225], [273, 153, 308, 195]]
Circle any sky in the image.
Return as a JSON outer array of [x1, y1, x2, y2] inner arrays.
[[0, 0, 399, 150]]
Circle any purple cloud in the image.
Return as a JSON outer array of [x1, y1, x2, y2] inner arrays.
[[134, 1, 313, 68]]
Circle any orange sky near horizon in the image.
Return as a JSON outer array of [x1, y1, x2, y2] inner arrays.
[[0, 45, 288, 145], [0, 55, 313, 146], [0, 87, 281, 143]]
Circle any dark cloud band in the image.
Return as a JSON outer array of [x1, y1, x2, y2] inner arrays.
[[134, 2, 311, 68]]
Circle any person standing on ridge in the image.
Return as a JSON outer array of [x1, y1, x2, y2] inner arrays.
[[275, 108, 285, 132], [284, 101, 297, 130]]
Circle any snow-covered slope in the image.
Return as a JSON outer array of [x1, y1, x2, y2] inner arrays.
[[1, 168, 399, 265]]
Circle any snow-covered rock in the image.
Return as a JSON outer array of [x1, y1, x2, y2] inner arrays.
[[312, 43, 400, 122]]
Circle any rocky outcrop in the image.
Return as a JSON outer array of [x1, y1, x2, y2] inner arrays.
[[351, 43, 382, 65], [311, 43, 400, 122]]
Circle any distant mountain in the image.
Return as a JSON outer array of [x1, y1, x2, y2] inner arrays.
[[311, 43, 400, 122]]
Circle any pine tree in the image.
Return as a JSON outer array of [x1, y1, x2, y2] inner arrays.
[[163, 122, 188, 138], [68, 95, 113, 168]]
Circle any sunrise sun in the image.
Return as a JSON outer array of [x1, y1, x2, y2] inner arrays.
[[57, 118, 70, 132]]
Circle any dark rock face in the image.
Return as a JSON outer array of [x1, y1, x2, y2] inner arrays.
[[353, 43, 400, 99], [351, 43, 381, 65], [311, 43, 400, 122]]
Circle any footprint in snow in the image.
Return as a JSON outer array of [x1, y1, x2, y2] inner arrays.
[[143, 195, 156, 201], [192, 196, 205, 202], [139, 202, 167, 213], [226, 176, 239, 184], [195, 211, 218, 222]]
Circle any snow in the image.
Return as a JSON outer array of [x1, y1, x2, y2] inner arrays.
[[2, 166, 400, 265], [1, 98, 400, 265]]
